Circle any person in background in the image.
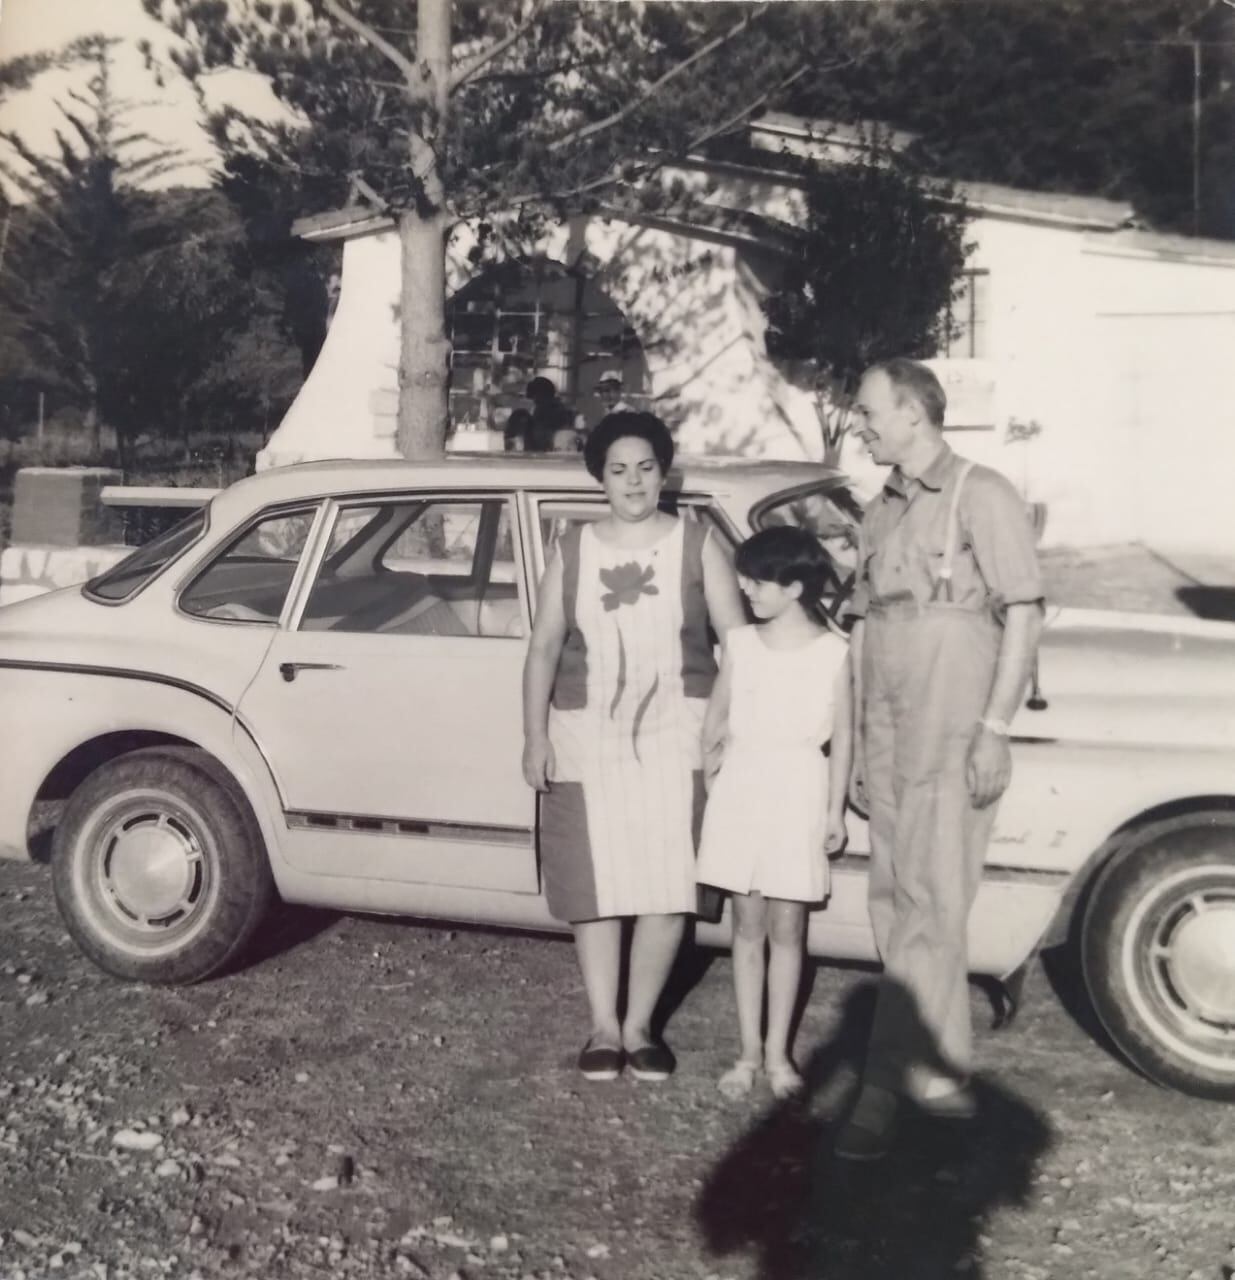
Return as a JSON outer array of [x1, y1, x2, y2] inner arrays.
[[595, 373, 635, 416], [526, 377, 582, 453], [522, 411, 747, 1083], [503, 408, 532, 452]]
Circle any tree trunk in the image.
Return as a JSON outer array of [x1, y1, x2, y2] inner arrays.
[[396, 0, 452, 460], [397, 206, 451, 459]]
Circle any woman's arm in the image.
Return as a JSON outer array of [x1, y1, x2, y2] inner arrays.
[[701, 642, 734, 790], [701, 530, 747, 640], [522, 552, 568, 791]]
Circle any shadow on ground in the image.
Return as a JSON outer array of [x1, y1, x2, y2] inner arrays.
[[243, 903, 341, 970], [695, 981, 1054, 1280], [1176, 586, 1235, 622]]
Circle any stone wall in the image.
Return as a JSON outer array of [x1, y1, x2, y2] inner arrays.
[[0, 467, 129, 605]]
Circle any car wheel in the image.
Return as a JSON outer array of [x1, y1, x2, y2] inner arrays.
[[52, 747, 274, 985], [1081, 813, 1235, 1101]]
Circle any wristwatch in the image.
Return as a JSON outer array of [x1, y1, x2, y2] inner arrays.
[[979, 716, 1011, 737]]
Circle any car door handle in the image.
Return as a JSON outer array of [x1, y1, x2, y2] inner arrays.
[[279, 661, 343, 683]]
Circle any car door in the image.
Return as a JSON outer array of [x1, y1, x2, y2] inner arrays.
[[235, 492, 538, 892]]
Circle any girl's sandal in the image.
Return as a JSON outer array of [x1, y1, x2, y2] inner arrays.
[[767, 1062, 804, 1101], [717, 1059, 760, 1100]]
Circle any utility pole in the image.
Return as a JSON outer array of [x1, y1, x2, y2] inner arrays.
[[1132, 33, 1235, 236]]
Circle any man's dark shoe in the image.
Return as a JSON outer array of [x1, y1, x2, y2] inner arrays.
[[577, 1042, 623, 1082], [833, 1084, 898, 1162], [627, 1042, 675, 1081]]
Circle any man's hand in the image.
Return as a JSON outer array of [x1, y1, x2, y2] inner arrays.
[[849, 737, 869, 812], [522, 736, 555, 792], [966, 725, 1011, 809]]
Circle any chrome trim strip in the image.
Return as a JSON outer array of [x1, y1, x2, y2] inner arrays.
[[0, 658, 233, 714], [828, 849, 1071, 883], [285, 809, 534, 845]]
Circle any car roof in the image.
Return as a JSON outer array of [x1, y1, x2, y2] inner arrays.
[[210, 453, 847, 520]]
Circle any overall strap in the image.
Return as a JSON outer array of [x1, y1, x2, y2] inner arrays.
[[930, 460, 975, 603]]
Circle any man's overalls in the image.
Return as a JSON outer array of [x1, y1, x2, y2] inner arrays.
[[859, 457, 1001, 1093]]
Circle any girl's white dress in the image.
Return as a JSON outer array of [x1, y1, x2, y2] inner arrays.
[[697, 623, 849, 903]]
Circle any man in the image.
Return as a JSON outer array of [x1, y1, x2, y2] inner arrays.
[[525, 376, 582, 453], [595, 373, 635, 416], [835, 358, 1044, 1162]]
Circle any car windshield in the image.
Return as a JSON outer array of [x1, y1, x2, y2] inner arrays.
[[752, 480, 862, 624], [84, 507, 209, 603]]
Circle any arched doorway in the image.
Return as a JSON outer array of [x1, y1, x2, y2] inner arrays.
[[446, 258, 649, 433]]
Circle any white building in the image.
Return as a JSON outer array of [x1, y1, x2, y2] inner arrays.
[[261, 114, 1235, 551]]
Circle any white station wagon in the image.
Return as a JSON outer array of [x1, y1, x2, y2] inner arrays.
[[0, 456, 1232, 1101]]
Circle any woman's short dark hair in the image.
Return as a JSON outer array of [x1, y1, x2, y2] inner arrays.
[[735, 525, 831, 607], [583, 411, 675, 482]]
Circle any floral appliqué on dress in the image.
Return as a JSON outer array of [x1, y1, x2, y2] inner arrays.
[[599, 561, 658, 611], [598, 560, 660, 760]]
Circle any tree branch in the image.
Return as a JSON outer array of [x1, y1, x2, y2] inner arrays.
[[683, 61, 812, 154], [471, 60, 814, 218], [449, 2, 546, 94], [322, 0, 424, 91], [547, 3, 770, 153]]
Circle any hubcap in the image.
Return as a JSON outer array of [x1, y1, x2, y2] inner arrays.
[[1124, 866, 1235, 1071], [106, 814, 202, 923], [78, 791, 215, 948], [1152, 895, 1235, 1026]]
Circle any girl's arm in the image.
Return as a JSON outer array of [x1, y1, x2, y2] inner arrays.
[[701, 530, 747, 640], [701, 642, 734, 791], [824, 649, 855, 854], [522, 552, 568, 791]]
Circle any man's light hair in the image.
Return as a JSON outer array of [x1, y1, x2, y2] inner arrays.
[[867, 358, 947, 428]]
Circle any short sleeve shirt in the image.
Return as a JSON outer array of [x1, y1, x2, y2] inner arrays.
[[846, 444, 1043, 619]]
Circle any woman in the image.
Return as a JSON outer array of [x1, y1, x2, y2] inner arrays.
[[522, 412, 746, 1082]]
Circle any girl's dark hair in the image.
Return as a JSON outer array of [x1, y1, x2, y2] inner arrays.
[[735, 525, 831, 607], [583, 411, 675, 481]]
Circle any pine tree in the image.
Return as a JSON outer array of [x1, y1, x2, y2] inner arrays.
[[142, 0, 811, 457], [0, 37, 292, 469]]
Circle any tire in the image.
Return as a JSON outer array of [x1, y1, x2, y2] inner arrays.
[[51, 747, 274, 985], [1081, 812, 1235, 1102]]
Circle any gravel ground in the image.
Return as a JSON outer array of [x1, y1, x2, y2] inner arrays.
[[2, 545, 1234, 1280]]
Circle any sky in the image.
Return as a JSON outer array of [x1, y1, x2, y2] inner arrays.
[[0, 0, 284, 191]]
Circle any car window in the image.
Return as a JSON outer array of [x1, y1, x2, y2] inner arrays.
[[300, 498, 524, 639], [84, 507, 208, 603], [537, 499, 734, 562], [753, 483, 861, 623], [179, 508, 318, 624]]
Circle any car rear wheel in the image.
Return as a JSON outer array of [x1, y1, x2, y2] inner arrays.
[[1081, 813, 1235, 1101], [52, 748, 273, 984]]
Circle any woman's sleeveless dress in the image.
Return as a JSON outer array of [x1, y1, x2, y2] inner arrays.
[[697, 624, 850, 903], [540, 519, 717, 922]]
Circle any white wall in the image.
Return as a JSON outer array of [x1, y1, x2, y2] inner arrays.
[[262, 187, 1235, 552]]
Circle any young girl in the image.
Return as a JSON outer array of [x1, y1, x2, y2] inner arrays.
[[697, 525, 853, 1100]]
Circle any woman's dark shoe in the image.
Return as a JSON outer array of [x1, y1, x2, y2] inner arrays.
[[577, 1042, 624, 1082], [627, 1042, 675, 1081]]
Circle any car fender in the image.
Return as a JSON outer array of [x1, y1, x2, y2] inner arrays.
[[0, 666, 289, 887], [1001, 739, 1235, 950]]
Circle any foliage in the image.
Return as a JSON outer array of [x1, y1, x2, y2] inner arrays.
[[760, 144, 970, 461], [140, 0, 820, 455], [143, 1, 806, 226], [780, 0, 1235, 240], [0, 38, 304, 470]]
